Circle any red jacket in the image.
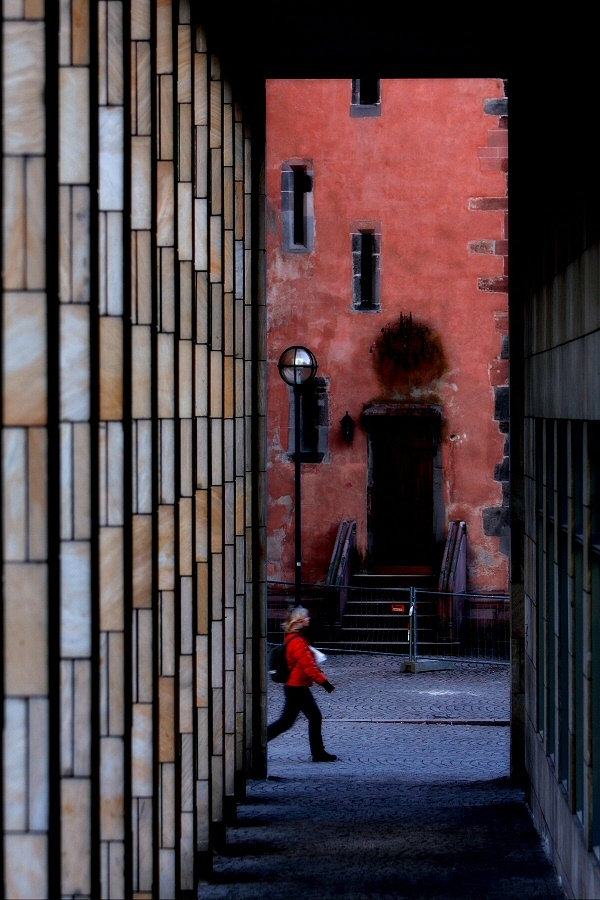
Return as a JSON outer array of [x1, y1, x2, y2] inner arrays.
[[285, 632, 328, 687]]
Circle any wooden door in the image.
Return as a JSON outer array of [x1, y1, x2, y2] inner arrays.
[[369, 417, 435, 570]]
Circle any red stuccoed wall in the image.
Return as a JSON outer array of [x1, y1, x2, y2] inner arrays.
[[266, 78, 509, 593]]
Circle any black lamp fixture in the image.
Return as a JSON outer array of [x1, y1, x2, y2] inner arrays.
[[341, 410, 355, 443], [277, 346, 318, 606]]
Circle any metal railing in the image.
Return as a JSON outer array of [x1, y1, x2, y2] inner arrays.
[[267, 580, 510, 662]]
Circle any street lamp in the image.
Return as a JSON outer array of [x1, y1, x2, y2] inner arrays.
[[277, 346, 318, 606]]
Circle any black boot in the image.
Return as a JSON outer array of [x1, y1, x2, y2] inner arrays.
[[312, 751, 337, 762]]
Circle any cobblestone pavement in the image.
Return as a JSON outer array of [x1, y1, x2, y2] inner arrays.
[[198, 654, 566, 900]]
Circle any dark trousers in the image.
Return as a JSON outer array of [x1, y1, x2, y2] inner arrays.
[[267, 685, 325, 756]]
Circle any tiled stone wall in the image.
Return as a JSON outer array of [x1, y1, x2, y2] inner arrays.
[[1, 2, 266, 897]]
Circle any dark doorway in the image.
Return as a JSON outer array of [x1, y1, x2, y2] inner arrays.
[[367, 412, 441, 572]]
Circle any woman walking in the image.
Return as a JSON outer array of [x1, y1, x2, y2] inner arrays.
[[267, 606, 338, 762]]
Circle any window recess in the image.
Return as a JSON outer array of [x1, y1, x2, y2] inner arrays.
[[282, 161, 314, 252], [352, 228, 381, 311], [351, 78, 381, 117]]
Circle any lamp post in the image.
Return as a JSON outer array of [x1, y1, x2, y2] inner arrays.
[[277, 345, 318, 607]]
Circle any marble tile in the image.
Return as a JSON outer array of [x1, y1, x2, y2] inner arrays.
[[61, 660, 74, 773], [160, 591, 175, 677], [180, 418, 193, 498], [180, 734, 194, 812], [195, 489, 208, 563], [136, 610, 153, 704], [109, 841, 125, 900], [99, 106, 124, 211], [4, 834, 47, 900], [156, 0, 172, 74], [131, 325, 151, 419], [195, 125, 208, 198], [179, 655, 193, 735], [61, 778, 91, 895], [178, 182, 193, 261], [209, 215, 222, 282], [180, 811, 194, 890], [158, 505, 175, 591], [26, 156, 46, 289], [100, 526, 124, 631], [195, 635, 208, 706], [59, 67, 89, 184], [179, 496, 192, 576], [3, 292, 47, 425], [3, 427, 27, 560], [107, 421, 124, 526], [160, 418, 175, 505], [179, 261, 193, 340], [180, 576, 193, 655], [25, 0, 45, 17], [210, 352, 223, 421], [135, 42, 152, 136], [4, 0, 25, 18], [107, 0, 124, 106], [178, 340, 192, 419], [4, 21, 45, 154], [159, 848, 175, 900], [133, 419, 152, 515], [2, 157, 26, 290], [131, 137, 152, 230], [29, 698, 49, 828], [131, 0, 151, 40], [157, 333, 175, 419], [194, 346, 208, 420], [72, 423, 91, 540], [132, 514, 152, 608], [196, 779, 210, 850], [100, 316, 123, 421], [210, 754, 223, 822], [71, 186, 91, 303], [132, 704, 153, 797], [160, 762, 175, 847], [3, 698, 27, 830], [106, 211, 123, 315], [100, 736, 124, 840], [197, 562, 209, 634], [108, 633, 124, 737], [210, 149, 222, 215], [194, 198, 208, 270], [224, 167, 234, 232], [177, 25, 192, 104], [159, 247, 175, 333], [159, 75, 174, 160], [60, 541, 91, 658], [60, 304, 90, 421], [157, 160, 174, 246], [137, 797, 153, 892], [71, 0, 90, 66], [133, 231, 152, 324], [194, 52, 207, 126], [210, 80, 221, 149], [159, 677, 174, 762], [5, 562, 47, 693]]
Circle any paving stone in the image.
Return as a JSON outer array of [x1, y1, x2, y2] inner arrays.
[[198, 654, 565, 900]]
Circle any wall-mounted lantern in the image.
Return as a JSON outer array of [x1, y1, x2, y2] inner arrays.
[[341, 411, 355, 443]]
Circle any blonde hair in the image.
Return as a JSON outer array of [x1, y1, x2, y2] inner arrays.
[[282, 605, 309, 634]]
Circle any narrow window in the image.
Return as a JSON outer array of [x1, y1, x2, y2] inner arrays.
[[352, 227, 380, 311], [358, 78, 379, 105], [351, 78, 381, 117], [360, 232, 374, 307], [282, 161, 314, 252]]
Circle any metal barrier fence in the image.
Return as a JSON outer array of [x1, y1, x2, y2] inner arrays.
[[267, 580, 510, 662]]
